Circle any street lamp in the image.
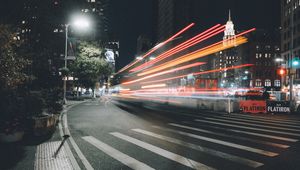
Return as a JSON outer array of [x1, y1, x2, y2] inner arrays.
[[63, 16, 90, 104]]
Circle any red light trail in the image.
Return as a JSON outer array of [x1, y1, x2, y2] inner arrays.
[[116, 23, 195, 74], [129, 24, 224, 72]]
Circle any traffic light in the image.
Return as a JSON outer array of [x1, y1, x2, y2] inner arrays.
[[277, 68, 286, 76], [292, 57, 300, 68]]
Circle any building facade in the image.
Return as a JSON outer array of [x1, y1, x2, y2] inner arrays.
[[281, 0, 300, 81]]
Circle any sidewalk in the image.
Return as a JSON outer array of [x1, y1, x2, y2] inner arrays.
[[0, 100, 86, 170]]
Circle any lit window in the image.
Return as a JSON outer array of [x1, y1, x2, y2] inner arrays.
[[22, 20, 25, 24], [255, 79, 262, 87], [91, 0, 95, 2], [256, 53, 259, 58], [265, 54, 268, 58], [92, 8, 96, 12], [274, 80, 281, 87], [265, 79, 271, 87], [53, 29, 58, 33]]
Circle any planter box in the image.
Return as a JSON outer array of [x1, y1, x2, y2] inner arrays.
[[32, 114, 58, 136], [0, 131, 24, 143]]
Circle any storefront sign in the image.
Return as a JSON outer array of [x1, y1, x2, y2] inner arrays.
[[267, 101, 290, 113], [239, 100, 266, 113]]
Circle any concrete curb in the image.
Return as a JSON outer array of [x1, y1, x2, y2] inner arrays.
[[59, 100, 94, 170]]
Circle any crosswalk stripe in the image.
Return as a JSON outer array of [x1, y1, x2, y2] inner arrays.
[[132, 128, 264, 168], [206, 115, 300, 129], [82, 136, 155, 170], [195, 119, 300, 137], [152, 126, 278, 157], [168, 123, 289, 148], [219, 114, 300, 126], [204, 117, 300, 132], [230, 113, 300, 124], [182, 121, 298, 142], [110, 132, 215, 170]]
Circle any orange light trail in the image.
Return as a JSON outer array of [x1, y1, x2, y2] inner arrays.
[[138, 36, 247, 77], [141, 64, 254, 85], [122, 62, 205, 85], [141, 84, 167, 89], [137, 28, 255, 77], [129, 24, 224, 72], [116, 23, 195, 74]]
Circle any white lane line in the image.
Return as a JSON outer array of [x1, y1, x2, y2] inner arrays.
[[58, 116, 81, 170], [195, 119, 300, 137], [207, 115, 300, 129], [204, 117, 300, 132], [182, 121, 298, 142], [168, 123, 289, 149], [110, 132, 215, 170], [132, 128, 264, 168], [229, 113, 300, 124], [82, 136, 154, 170], [151, 126, 278, 157], [63, 114, 94, 170]]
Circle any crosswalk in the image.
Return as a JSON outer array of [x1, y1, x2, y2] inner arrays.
[[78, 112, 300, 170]]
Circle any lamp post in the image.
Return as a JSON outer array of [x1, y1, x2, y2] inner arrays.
[[63, 17, 90, 104]]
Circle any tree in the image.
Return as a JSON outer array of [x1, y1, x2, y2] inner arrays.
[[70, 41, 112, 96], [0, 24, 31, 91]]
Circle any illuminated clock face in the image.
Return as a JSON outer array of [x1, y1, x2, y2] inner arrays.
[[105, 51, 115, 62]]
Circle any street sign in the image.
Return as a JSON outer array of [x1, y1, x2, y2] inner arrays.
[[267, 101, 290, 113], [66, 56, 76, 60]]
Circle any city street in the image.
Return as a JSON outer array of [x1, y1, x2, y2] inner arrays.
[[62, 98, 300, 170]]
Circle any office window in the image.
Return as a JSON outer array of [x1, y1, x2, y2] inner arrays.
[[255, 79, 262, 87], [265, 79, 271, 87], [274, 80, 281, 87]]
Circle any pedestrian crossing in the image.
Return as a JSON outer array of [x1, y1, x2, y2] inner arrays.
[[78, 112, 300, 170]]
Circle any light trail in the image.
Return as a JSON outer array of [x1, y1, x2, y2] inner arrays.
[[137, 28, 255, 77], [116, 23, 195, 74], [141, 64, 254, 85], [129, 24, 224, 72], [141, 84, 167, 89], [138, 37, 248, 77], [122, 62, 205, 85]]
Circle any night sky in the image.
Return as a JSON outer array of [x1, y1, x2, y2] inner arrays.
[[109, 0, 281, 70], [0, 0, 281, 70]]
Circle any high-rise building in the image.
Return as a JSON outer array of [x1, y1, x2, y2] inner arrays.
[[156, 0, 193, 42], [281, 0, 300, 82], [214, 11, 240, 88]]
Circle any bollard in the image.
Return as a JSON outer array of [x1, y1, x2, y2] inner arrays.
[[228, 98, 231, 114], [53, 134, 70, 158]]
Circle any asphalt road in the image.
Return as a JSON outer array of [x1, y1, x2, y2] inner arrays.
[[65, 98, 300, 170]]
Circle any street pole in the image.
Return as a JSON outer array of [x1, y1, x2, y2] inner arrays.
[[289, 5, 294, 112], [63, 24, 69, 105]]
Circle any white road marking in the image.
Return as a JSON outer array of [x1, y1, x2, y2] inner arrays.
[[82, 136, 154, 170], [132, 128, 264, 168], [63, 114, 94, 170], [206, 115, 300, 129], [204, 117, 300, 132], [168, 123, 289, 148], [182, 121, 298, 142], [151, 126, 278, 157], [110, 132, 215, 170], [195, 119, 300, 137], [230, 113, 300, 124]]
